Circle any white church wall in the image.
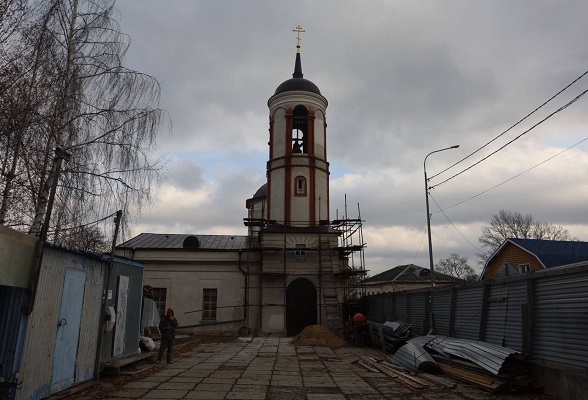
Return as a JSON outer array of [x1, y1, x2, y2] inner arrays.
[[313, 109, 325, 159], [137, 249, 252, 335], [272, 108, 287, 158], [269, 169, 285, 223]]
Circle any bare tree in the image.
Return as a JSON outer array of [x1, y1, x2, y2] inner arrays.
[[435, 253, 478, 281], [477, 209, 574, 264], [0, 0, 169, 246]]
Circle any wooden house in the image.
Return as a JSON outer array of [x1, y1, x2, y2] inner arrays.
[[481, 238, 588, 280]]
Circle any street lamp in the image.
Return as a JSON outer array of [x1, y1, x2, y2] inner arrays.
[[424, 145, 459, 288]]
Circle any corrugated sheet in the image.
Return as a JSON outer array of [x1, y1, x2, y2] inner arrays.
[[369, 295, 384, 322], [0, 286, 29, 400], [410, 335, 519, 375], [484, 281, 526, 351], [17, 247, 107, 400], [432, 289, 452, 336], [409, 293, 427, 335], [533, 271, 588, 368], [363, 263, 588, 370], [453, 286, 483, 340], [394, 294, 408, 322], [392, 342, 436, 372], [382, 293, 394, 321]]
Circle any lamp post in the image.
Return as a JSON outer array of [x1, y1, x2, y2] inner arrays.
[[424, 145, 459, 288]]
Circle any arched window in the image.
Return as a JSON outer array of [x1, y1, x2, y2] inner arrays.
[[295, 176, 307, 196], [292, 105, 308, 153]]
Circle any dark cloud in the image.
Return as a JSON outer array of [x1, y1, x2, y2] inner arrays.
[[116, 0, 588, 275]]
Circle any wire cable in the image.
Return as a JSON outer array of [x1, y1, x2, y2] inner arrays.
[[412, 227, 427, 265], [48, 210, 119, 234], [430, 88, 588, 189], [433, 136, 588, 213], [429, 193, 483, 253], [429, 69, 588, 181]]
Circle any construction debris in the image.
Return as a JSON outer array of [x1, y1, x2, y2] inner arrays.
[[409, 335, 520, 375], [359, 356, 431, 389], [392, 342, 438, 373], [367, 320, 413, 353], [290, 325, 347, 349], [358, 333, 539, 393]]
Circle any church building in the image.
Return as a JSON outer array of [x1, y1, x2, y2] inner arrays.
[[116, 30, 365, 336]]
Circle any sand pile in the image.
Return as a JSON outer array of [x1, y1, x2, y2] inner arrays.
[[290, 325, 347, 349]]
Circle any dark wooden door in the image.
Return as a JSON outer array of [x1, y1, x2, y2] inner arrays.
[[286, 278, 317, 336]]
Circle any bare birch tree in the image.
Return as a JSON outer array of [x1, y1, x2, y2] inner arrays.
[[0, 0, 168, 248]]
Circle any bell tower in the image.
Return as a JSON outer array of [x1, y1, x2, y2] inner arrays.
[[266, 27, 329, 227]]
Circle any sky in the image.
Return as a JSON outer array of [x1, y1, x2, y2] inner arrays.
[[113, 1, 588, 276]]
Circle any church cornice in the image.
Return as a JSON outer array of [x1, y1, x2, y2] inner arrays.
[[268, 91, 327, 111]]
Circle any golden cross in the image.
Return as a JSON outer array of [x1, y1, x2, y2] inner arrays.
[[293, 25, 305, 52]]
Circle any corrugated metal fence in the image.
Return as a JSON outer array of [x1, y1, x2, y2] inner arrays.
[[362, 262, 588, 369]]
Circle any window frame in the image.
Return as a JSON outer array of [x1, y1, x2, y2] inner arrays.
[[295, 243, 307, 262], [294, 176, 307, 196], [150, 287, 167, 317], [202, 288, 218, 321], [518, 263, 531, 273]]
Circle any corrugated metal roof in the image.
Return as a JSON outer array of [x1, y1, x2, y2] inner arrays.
[[392, 342, 437, 372], [409, 335, 519, 375], [509, 238, 588, 268], [363, 264, 463, 284], [117, 233, 249, 250]]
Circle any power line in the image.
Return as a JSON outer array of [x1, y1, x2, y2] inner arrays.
[[412, 227, 427, 265], [49, 210, 119, 234], [429, 193, 483, 253], [429, 69, 588, 181], [433, 136, 588, 213], [430, 88, 588, 189]]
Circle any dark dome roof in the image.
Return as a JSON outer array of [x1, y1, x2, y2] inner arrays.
[[275, 78, 321, 95], [274, 52, 321, 96], [253, 183, 267, 199]]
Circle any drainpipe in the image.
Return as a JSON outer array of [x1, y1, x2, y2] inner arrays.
[[259, 230, 263, 335], [237, 250, 249, 328]]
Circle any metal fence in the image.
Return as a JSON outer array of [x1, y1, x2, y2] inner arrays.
[[362, 262, 588, 369]]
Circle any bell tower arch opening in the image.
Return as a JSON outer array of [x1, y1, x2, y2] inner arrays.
[[292, 105, 308, 154]]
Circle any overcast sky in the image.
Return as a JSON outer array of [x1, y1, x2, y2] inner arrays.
[[114, 1, 588, 276]]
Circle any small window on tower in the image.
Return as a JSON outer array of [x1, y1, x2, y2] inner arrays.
[[295, 176, 307, 196], [295, 244, 306, 261], [292, 105, 308, 153]]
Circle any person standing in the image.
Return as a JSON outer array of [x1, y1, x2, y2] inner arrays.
[[157, 308, 178, 363]]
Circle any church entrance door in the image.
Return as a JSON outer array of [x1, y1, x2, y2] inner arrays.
[[286, 278, 317, 336]]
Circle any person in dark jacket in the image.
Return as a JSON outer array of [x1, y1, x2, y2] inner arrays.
[[157, 307, 179, 363]]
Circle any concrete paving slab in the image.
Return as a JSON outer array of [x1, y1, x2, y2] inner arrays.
[[156, 382, 196, 390], [184, 391, 226, 399], [107, 389, 150, 398], [141, 388, 189, 399], [69, 336, 555, 399]]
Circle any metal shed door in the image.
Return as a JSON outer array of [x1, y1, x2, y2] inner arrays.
[[52, 269, 86, 389]]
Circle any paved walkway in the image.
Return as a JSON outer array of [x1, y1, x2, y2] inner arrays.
[[96, 337, 527, 400]]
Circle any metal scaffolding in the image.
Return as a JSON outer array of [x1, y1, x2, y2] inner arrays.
[[331, 195, 367, 301]]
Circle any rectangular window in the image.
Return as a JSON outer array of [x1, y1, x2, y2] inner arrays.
[[518, 263, 531, 273], [295, 244, 306, 261], [151, 288, 167, 317], [202, 288, 218, 321]]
